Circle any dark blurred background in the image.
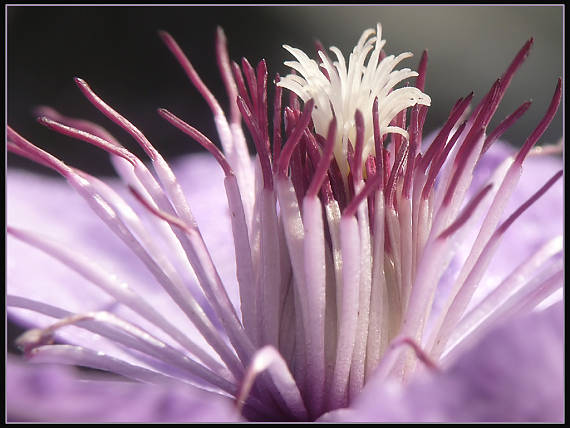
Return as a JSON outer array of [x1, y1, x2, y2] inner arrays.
[[7, 5, 563, 177]]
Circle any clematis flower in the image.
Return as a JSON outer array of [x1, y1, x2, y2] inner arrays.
[[6, 23, 563, 422]]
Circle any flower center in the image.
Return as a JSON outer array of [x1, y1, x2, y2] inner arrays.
[[278, 24, 431, 179]]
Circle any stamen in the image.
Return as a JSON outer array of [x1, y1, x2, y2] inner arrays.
[[241, 57, 259, 117], [231, 61, 253, 110], [215, 27, 241, 125], [236, 95, 273, 188], [514, 78, 562, 165], [73, 77, 159, 161], [495, 170, 562, 235], [7, 226, 236, 377], [157, 108, 233, 176], [15, 309, 236, 393], [329, 214, 361, 411], [26, 344, 181, 384], [343, 169, 383, 218], [302, 193, 327, 417], [440, 126, 485, 208], [272, 74, 283, 164], [402, 105, 420, 199], [419, 93, 473, 172], [482, 100, 532, 155], [351, 110, 365, 182], [385, 139, 409, 206], [430, 170, 562, 360], [415, 50, 428, 91], [34, 106, 122, 146], [256, 60, 270, 153], [390, 337, 440, 373], [492, 38, 534, 116], [36, 116, 137, 166], [372, 97, 385, 177], [431, 81, 563, 350], [7, 127, 72, 177], [276, 99, 315, 176], [235, 346, 308, 421], [306, 117, 337, 198], [448, 237, 562, 353], [437, 183, 494, 240], [158, 30, 224, 117]]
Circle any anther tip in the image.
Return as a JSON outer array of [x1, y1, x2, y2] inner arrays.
[[216, 26, 226, 40], [73, 77, 87, 87]]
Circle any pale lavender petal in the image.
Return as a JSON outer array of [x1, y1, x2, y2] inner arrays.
[[322, 302, 563, 422], [6, 357, 242, 422]]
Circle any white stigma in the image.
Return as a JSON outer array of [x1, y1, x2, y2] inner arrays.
[[278, 24, 431, 176]]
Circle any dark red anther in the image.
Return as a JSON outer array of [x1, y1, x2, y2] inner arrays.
[[438, 183, 493, 240], [382, 148, 391, 193], [290, 137, 307, 204], [346, 171, 355, 202], [417, 104, 429, 148], [314, 39, 326, 56], [386, 138, 409, 206], [489, 38, 535, 119], [314, 133, 327, 149], [344, 164, 384, 218], [256, 60, 270, 153], [478, 78, 503, 129], [442, 126, 485, 206], [467, 77, 502, 134], [514, 78, 562, 165], [306, 118, 337, 199], [365, 155, 376, 180], [346, 139, 355, 174], [441, 80, 501, 204], [7, 126, 70, 177], [415, 50, 428, 91], [36, 116, 137, 167], [284, 107, 296, 137], [403, 105, 420, 199], [328, 157, 347, 210], [273, 74, 283, 166], [231, 61, 253, 111], [352, 110, 365, 182], [420, 93, 473, 173], [277, 99, 315, 176], [236, 95, 273, 189], [372, 97, 385, 190], [496, 169, 562, 235], [241, 57, 258, 117], [215, 27, 240, 125], [421, 121, 466, 201], [391, 108, 407, 157], [365, 155, 377, 232], [157, 108, 232, 177], [482, 100, 532, 156]]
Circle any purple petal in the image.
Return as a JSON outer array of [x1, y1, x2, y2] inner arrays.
[[6, 356, 242, 422], [322, 302, 563, 422]]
